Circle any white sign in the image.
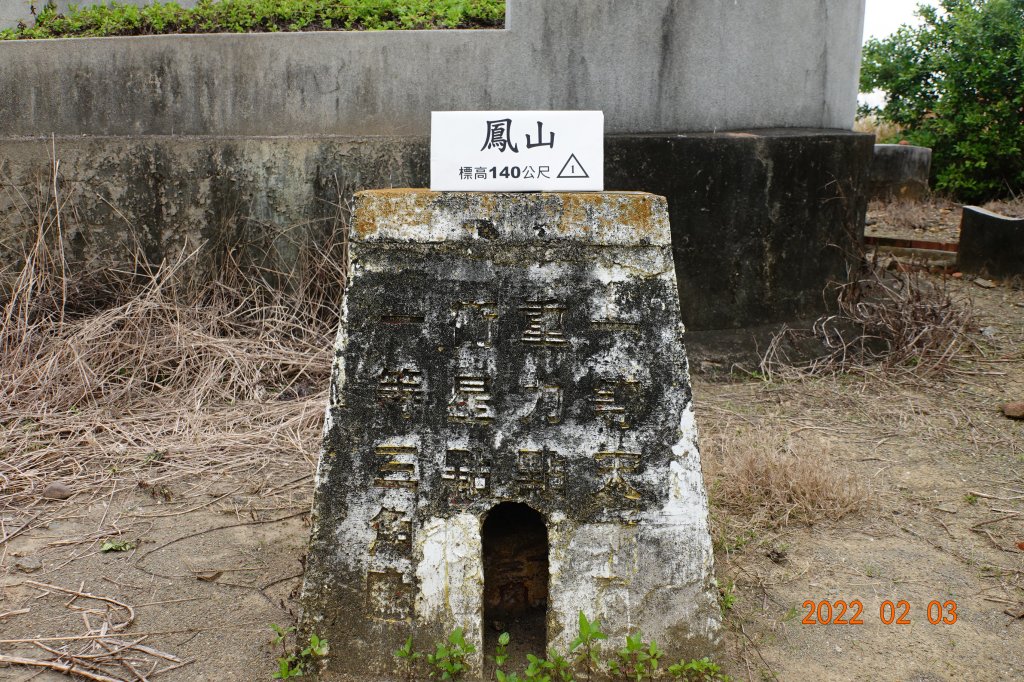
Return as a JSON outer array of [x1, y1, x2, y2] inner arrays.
[[430, 111, 604, 192]]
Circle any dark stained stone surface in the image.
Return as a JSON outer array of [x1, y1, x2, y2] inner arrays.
[[301, 191, 719, 681]]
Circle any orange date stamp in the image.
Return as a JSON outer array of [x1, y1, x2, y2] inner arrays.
[[800, 599, 958, 625]]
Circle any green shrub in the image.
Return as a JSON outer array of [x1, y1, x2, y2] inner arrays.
[[0, 0, 505, 40], [860, 0, 1024, 202]]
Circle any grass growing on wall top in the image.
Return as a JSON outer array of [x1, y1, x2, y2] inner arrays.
[[0, 0, 505, 39]]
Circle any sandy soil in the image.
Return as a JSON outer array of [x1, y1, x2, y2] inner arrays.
[[1, 208, 1022, 681], [706, 276, 1024, 681]]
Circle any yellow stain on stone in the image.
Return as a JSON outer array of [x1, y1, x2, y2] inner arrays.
[[351, 189, 669, 246]]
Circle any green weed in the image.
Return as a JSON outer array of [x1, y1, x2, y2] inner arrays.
[[396, 612, 728, 681], [269, 624, 329, 679]]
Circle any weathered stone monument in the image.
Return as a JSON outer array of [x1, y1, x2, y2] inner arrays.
[[868, 144, 933, 201], [302, 190, 719, 680], [957, 206, 1024, 278]]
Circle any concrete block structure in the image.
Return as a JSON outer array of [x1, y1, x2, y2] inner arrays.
[[868, 144, 933, 201], [301, 190, 719, 680]]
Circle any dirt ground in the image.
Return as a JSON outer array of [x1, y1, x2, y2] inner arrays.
[[706, 278, 1024, 681], [2, 204, 1023, 681]]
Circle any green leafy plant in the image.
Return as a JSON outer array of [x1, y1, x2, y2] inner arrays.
[[270, 624, 301, 678], [100, 539, 136, 552], [396, 634, 424, 681], [273, 655, 303, 679], [569, 611, 607, 680], [545, 649, 575, 682], [303, 633, 329, 659], [717, 579, 737, 612], [860, 0, 1024, 201], [270, 623, 296, 646], [1, 0, 506, 40], [426, 626, 476, 680], [269, 624, 328, 679], [609, 632, 662, 681], [667, 657, 729, 681], [494, 631, 511, 669], [399, 619, 725, 682]]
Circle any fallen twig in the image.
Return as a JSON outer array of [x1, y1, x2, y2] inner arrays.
[[24, 580, 134, 630], [0, 653, 125, 682], [971, 512, 1021, 530]]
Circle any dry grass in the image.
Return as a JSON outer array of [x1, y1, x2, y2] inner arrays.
[[0, 156, 346, 518], [760, 263, 978, 379], [867, 197, 958, 231], [702, 423, 869, 531], [982, 195, 1024, 218], [853, 115, 904, 142]]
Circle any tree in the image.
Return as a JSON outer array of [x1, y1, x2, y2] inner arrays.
[[860, 0, 1024, 202]]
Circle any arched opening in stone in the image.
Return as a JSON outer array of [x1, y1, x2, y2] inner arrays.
[[481, 502, 549, 671]]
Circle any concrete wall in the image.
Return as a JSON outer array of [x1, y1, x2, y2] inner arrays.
[[0, 0, 872, 341], [0, 0, 866, 136], [0, 131, 873, 333]]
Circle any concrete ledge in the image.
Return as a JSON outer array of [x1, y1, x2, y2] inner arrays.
[[0, 0, 864, 136], [957, 206, 1024, 278]]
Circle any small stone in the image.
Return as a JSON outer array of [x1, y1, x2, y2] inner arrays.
[[1003, 402, 1024, 420], [981, 326, 998, 338], [42, 482, 73, 500], [973, 278, 996, 289], [14, 556, 42, 573], [952, 272, 963, 279]]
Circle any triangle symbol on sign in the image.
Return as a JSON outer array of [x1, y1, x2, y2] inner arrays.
[[557, 154, 590, 179]]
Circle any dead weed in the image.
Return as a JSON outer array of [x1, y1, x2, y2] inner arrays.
[[702, 423, 869, 531], [867, 197, 957, 232], [0, 154, 346, 513], [853, 115, 904, 142], [981, 195, 1024, 218], [761, 262, 977, 379]]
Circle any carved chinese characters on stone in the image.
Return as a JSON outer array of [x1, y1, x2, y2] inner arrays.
[[377, 367, 425, 419], [524, 378, 565, 421], [448, 375, 495, 424], [520, 300, 568, 346], [369, 508, 413, 557], [380, 311, 425, 326], [441, 448, 492, 504], [304, 192, 720, 678], [373, 445, 419, 492], [453, 300, 498, 347], [594, 450, 642, 502], [592, 378, 640, 430], [515, 447, 565, 496]]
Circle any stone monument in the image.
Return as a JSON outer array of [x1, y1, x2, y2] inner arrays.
[[957, 205, 1024, 278], [301, 190, 720, 680]]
